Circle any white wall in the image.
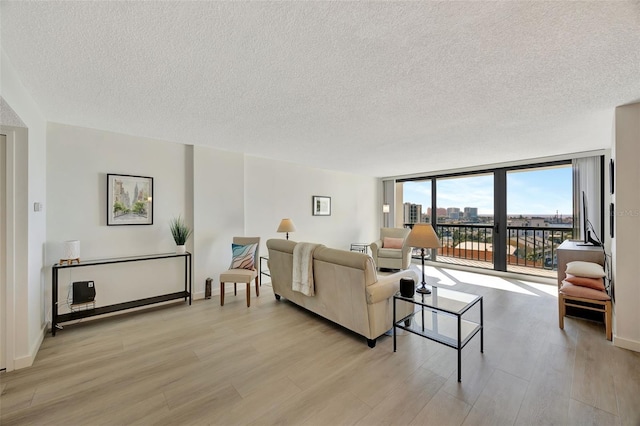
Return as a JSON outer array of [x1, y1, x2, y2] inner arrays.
[[612, 102, 640, 352], [1, 50, 47, 370], [192, 145, 245, 297], [244, 156, 380, 257], [46, 123, 192, 315]]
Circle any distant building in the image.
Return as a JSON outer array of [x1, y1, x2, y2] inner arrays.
[[403, 203, 422, 224], [447, 207, 461, 220], [463, 207, 478, 221], [529, 218, 547, 227], [427, 207, 447, 218]]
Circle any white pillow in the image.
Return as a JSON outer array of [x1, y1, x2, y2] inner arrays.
[[566, 261, 605, 278]]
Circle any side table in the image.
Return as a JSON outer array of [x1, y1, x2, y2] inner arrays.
[[350, 243, 369, 254], [259, 256, 270, 286], [393, 286, 483, 382]]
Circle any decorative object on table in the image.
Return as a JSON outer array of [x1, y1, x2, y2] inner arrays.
[[60, 240, 81, 265], [169, 215, 192, 253], [312, 195, 331, 216], [107, 173, 153, 225], [400, 277, 415, 298], [277, 218, 296, 240], [406, 223, 441, 294]]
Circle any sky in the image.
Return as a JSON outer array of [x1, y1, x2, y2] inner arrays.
[[402, 166, 573, 216]]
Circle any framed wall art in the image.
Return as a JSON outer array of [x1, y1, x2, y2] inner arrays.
[[107, 173, 154, 225], [312, 196, 331, 216], [609, 158, 615, 194]]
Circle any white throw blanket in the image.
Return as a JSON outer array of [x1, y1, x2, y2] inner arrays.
[[292, 242, 320, 296]]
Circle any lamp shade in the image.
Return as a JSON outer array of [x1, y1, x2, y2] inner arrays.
[[62, 240, 81, 260], [406, 224, 441, 249], [382, 204, 390, 213], [277, 218, 296, 233]]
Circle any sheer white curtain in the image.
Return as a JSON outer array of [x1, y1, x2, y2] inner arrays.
[[573, 156, 603, 242], [382, 179, 395, 228]]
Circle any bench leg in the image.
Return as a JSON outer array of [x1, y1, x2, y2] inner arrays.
[[605, 301, 612, 341], [558, 294, 565, 330], [220, 282, 225, 306]]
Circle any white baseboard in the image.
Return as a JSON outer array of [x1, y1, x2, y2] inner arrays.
[[613, 335, 640, 353], [13, 324, 46, 370]]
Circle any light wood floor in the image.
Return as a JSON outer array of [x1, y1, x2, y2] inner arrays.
[[2, 266, 639, 425]]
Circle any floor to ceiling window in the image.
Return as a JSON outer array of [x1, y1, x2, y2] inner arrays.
[[399, 160, 578, 278], [506, 165, 573, 275], [436, 173, 494, 270]]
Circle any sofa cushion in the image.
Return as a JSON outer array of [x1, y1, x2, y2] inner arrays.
[[383, 237, 404, 249], [378, 248, 403, 258], [565, 273, 605, 291], [560, 282, 610, 301], [230, 243, 257, 270], [565, 261, 606, 278]]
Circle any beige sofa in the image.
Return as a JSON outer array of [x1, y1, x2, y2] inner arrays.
[[267, 239, 418, 348]]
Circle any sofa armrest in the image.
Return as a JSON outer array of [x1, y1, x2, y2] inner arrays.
[[366, 270, 419, 304], [370, 240, 382, 259]]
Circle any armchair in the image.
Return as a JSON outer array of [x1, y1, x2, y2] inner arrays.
[[370, 227, 412, 270]]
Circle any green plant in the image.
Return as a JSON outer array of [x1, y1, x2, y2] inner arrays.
[[169, 216, 192, 245]]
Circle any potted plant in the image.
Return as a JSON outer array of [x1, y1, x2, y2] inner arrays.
[[170, 216, 192, 253]]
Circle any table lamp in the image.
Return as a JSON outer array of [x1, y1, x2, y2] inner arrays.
[[61, 240, 81, 265], [406, 224, 441, 294], [277, 218, 296, 240]]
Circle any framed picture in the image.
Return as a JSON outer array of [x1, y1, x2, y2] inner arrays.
[[107, 174, 153, 225], [609, 159, 615, 194], [312, 196, 331, 216], [610, 202, 614, 238]]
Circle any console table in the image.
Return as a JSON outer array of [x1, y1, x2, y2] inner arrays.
[[52, 252, 192, 335]]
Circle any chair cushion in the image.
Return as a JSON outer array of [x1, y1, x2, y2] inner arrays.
[[565, 261, 605, 278], [560, 282, 610, 301], [378, 248, 403, 258], [565, 273, 605, 291], [221, 268, 258, 283], [383, 237, 404, 249], [230, 243, 257, 270]]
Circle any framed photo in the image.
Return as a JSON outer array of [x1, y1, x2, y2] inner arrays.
[[610, 202, 614, 238], [312, 196, 331, 216], [107, 174, 153, 225], [609, 159, 615, 194]]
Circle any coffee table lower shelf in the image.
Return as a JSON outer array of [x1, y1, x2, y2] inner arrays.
[[393, 289, 483, 382]]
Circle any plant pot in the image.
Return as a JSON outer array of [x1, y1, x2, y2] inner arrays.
[[176, 245, 186, 254]]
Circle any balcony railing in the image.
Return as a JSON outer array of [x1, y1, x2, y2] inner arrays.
[[405, 223, 574, 274]]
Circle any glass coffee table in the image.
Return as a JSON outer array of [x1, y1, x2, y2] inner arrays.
[[393, 286, 483, 382]]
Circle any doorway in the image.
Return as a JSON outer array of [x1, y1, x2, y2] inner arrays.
[[1, 133, 6, 371]]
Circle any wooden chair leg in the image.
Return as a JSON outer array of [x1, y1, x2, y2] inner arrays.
[[605, 300, 612, 341], [558, 294, 565, 330], [220, 282, 225, 306], [255, 276, 259, 297], [234, 283, 237, 296], [246, 283, 250, 307]]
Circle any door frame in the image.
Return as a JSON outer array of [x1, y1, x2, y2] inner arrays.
[[1, 128, 19, 372]]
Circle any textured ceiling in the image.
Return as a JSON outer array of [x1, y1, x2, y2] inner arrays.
[[1, 1, 640, 177]]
